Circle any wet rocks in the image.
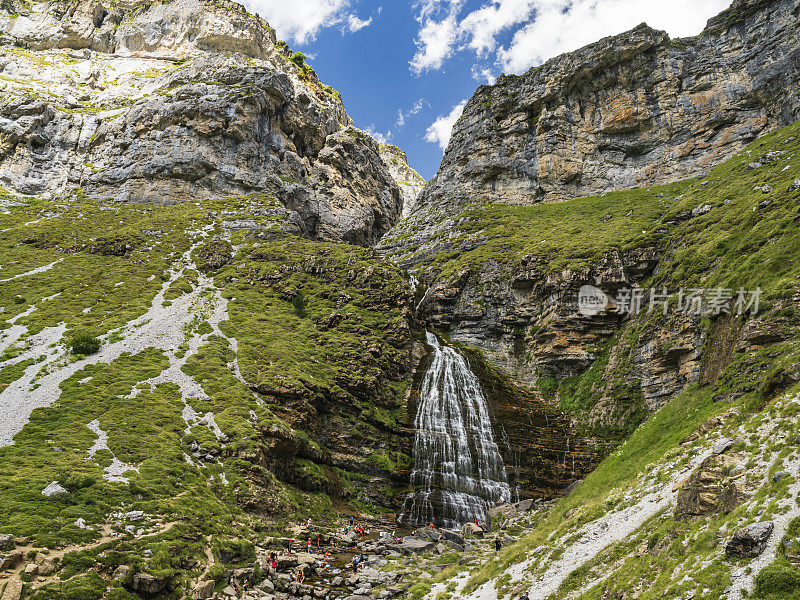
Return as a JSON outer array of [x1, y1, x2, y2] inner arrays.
[[725, 522, 774, 558]]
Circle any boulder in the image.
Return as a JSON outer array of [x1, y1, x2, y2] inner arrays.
[[41, 481, 68, 498], [0, 551, 23, 571], [113, 565, 131, 580], [129, 572, 171, 594], [725, 522, 774, 558], [461, 523, 485, 537], [675, 454, 743, 520], [712, 438, 732, 455], [191, 579, 216, 599], [24, 563, 39, 577], [255, 579, 275, 593], [791, 178, 800, 191], [0, 535, 13, 550], [439, 530, 465, 546], [125, 510, 145, 521], [772, 471, 788, 483], [399, 537, 435, 554]]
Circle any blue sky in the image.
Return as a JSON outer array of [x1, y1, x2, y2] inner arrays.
[[243, 0, 733, 181]]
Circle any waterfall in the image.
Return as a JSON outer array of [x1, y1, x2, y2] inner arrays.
[[401, 332, 511, 529]]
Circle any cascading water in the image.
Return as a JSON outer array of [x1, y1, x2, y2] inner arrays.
[[401, 331, 512, 529]]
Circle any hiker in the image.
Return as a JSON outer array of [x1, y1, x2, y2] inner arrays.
[[243, 578, 249, 593], [351, 556, 359, 573], [520, 593, 530, 600], [307, 538, 313, 554], [287, 538, 294, 554], [495, 538, 502, 552], [270, 550, 277, 562]]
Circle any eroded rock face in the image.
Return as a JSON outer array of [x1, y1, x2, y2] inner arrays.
[[674, 453, 744, 520], [417, 0, 800, 209], [378, 144, 426, 217], [0, 0, 402, 245]]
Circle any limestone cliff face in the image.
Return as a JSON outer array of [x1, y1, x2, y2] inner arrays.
[[417, 0, 800, 209], [378, 144, 426, 217], [0, 0, 402, 245]]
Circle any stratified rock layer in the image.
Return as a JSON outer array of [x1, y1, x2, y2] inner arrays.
[[417, 0, 800, 209]]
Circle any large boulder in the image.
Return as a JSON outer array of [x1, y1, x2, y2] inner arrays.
[[191, 579, 216, 600], [725, 522, 774, 558], [0, 534, 13, 550], [399, 537, 435, 554], [129, 572, 171, 594], [674, 454, 743, 520], [41, 481, 68, 498]]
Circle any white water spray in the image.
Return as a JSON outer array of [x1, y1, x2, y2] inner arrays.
[[401, 332, 511, 528]]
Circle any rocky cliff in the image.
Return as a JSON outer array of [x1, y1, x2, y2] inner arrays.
[[378, 144, 426, 217], [0, 0, 402, 244], [406, 0, 800, 214]]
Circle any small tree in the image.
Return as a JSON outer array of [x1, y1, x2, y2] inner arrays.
[[70, 332, 101, 355]]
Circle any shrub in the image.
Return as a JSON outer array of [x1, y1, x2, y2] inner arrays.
[[292, 290, 308, 318], [754, 562, 800, 597], [290, 51, 306, 66], [69, 333, 101, 355]]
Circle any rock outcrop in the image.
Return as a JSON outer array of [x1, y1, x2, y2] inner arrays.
[[378, 144, 426, 217], [417, 0, 800, 209], [0, 0, 402, 245]]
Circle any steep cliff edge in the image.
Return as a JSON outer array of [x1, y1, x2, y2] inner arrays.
[[0, 0, 402, 244], [389, 0, 800, 226]]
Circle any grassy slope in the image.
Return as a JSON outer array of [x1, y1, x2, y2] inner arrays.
[[0, 192, 413, 596], [410, 120, 800, 301]]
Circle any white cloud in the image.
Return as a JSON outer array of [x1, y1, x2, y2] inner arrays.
[[347, 14, 373, 32], [410, 0, 732, 75], [363, 125, 392, 144], [424, 99, 467, 151], [459, 0, 536, 55], [410, 9, 462, 74], [497, 0, 732, 74], [471, 65, 497, 84], [246, 0, 375, 44], [396, 98, 431, 127]]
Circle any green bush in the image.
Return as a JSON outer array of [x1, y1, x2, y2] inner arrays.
[[30, 573, 107, 600], [69, 332, 101, 355], [754, 562, 800, 598], [290, 51, 306, 66]]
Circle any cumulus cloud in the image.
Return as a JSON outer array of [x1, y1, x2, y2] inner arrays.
[[247, 0, 375, 44], [410, 0, 732, 75], [497, 0, 732, 73], [424, 99, 467, 151]]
